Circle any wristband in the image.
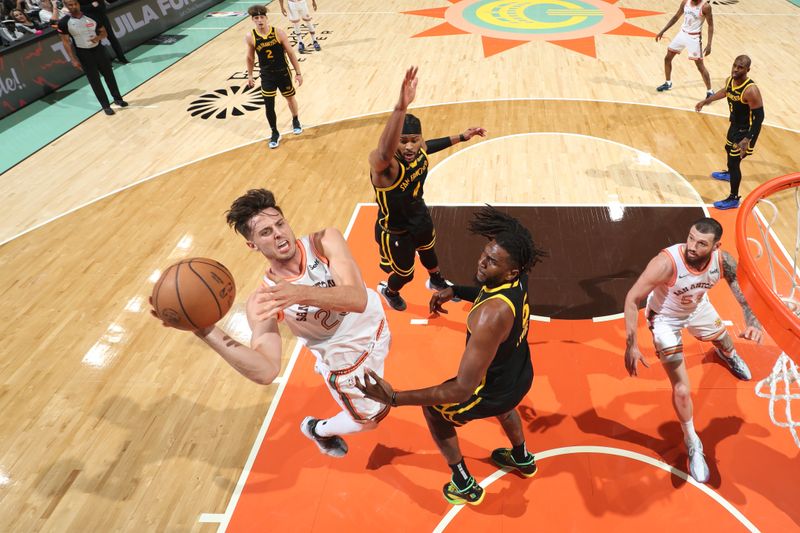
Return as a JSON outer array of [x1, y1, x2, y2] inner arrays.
[[391, 391, 397, 407], [451, 284, 481, 302], [459, 133, 466, 142]]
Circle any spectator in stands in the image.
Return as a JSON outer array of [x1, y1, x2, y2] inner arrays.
[[11, 8, 47, 30], [36, 0, 63, 24], [16, 0, 41, 10], [1, 13, 36, 40]]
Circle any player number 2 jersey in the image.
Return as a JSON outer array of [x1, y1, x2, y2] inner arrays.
[[262, 235, 388, 370], [647, 243, 723, 319]]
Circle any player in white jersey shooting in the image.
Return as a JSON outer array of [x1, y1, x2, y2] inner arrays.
[[655, 0, 714, 98], [152, 189, 390, 458], [623, 217, 762, 482]]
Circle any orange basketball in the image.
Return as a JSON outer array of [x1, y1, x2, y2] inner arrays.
[[151, 258, 236, 331]]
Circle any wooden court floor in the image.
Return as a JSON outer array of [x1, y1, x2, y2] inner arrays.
[[1, 1, 800, 531]]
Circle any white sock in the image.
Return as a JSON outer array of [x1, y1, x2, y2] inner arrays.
[[681, 418, 699, 446], [305, 21, 316, 39], [292, 22, 303, 42], [314, 411, 377, 437]]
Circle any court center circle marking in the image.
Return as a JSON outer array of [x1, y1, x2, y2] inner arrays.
[[434, 445, 759, 532]]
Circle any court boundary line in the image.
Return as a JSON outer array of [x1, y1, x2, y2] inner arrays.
[[3, 96, 797, 248], [433, 445, 759, 532], [198, 204, 364, 530]]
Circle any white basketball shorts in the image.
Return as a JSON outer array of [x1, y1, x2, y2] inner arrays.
[[647, 299, 726, 363], [317, 326, 391, 422], [668, 30, 703, 60], [286, 0, 311, 21]]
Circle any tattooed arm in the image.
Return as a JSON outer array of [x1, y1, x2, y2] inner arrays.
[[721, 250, 764, 343], [194, 291, 283, 384]]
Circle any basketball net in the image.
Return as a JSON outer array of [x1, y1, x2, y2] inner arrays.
[[754, 352, 800, 448], [748, 186, 800, 447]]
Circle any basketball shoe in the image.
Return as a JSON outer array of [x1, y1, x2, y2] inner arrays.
[[442, 477, 485, 505], [714, 347, 752, 380], [298, 41, 305, 53], [687, 439, 710, 483], [711, 171, 730, 181], [300, 417, 348, 457], [425, 274, 461, 302], [490, 448, 538, 478], [377, 281, 407, 311], [292, 117, 303, 135], [269, 130, 281, 149], [714, 195, 740, 210], [656, 81, 672, 92]]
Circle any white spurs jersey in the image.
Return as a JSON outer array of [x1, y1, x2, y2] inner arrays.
[[646, 243, 723, 319], [681, 0, 706, 34], [263, 235, 388, 369]]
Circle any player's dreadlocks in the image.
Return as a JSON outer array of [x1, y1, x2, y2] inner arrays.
[[468, 206, 547, 275]]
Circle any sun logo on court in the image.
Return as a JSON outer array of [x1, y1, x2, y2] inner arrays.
[[187, 85, 263, 120], [402, 0, 662, 58]]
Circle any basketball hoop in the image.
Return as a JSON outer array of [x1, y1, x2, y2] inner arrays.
[[736, 172, 800, 447]]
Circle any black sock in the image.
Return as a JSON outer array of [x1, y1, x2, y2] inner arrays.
[[512, 442, 529, 463], [727, 154, 742, 198], [449, 458, 473, 491]]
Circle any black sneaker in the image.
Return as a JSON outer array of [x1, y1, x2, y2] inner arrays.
[[102, 107, 115, 116], [313, 40, 321, 51], [491, 448, 538, 478], [113, 99, 129, 107], [269, 130, 281, 149], [298, 41, 306, 53], [300, 417, 348, 457], [377, 282, 406, 311], [425, 276, 450, 292], [292, 117, 303, 135], [656, 81, 672, 92], [442, 477, 485, 505]]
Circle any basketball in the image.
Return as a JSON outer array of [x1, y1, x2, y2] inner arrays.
[[151, 258, 236, 331]]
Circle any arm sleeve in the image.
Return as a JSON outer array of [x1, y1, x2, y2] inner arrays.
[[747, 107, 764, 139], [425, 136, 454, 155], [451, 285, 481, 303], [56, 15, 69, 34]]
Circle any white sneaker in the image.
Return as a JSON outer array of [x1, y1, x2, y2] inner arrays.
[[300, 417, 348, 458], [424, 278, 461, 302], [687, 439, 710, 483]]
